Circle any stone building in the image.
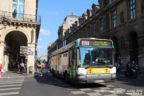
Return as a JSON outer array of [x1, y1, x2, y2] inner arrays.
[[48, 0, 144, 69], [57, 14, 79, 48], [0, 0, 41, 74], [48, 14, 79, 56]]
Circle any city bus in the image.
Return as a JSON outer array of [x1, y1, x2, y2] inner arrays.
[[49, 38, 116, 84]]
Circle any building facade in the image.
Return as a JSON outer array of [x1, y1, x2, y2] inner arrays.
[[48, 0, 144, 69], [0, 0, 41, 74], [58, 14, 79, 48], [48, 14, 79, 60]]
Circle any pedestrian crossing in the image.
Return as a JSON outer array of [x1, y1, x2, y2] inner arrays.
[[66, 84, 144, 96], [0, 78, 24, 96]]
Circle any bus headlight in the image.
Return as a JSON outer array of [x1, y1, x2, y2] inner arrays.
[[77, 68, 87, 76], [110, 67, 116, 74]]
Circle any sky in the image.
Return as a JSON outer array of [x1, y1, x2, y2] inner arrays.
[[37, 0, 98, 57]]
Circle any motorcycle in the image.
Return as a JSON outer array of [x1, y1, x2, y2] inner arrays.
[[125, 62, 139, 78]]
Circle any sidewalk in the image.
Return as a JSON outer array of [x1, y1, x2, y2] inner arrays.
[[0, 71, 34, 79]]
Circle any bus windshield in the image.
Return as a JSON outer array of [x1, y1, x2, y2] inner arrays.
[[80, 47, 114, 67]]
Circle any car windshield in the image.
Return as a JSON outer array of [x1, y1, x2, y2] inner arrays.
[[80, 47, 113, 67]]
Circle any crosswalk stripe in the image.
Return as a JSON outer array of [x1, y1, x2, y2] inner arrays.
[[0, 78, 24, 96], [0, 82, 23, 85], [0, 92, 19, 96], [0, 87, 21, 91], [0, 80, 24, 83], [0, 84, 23, 88]]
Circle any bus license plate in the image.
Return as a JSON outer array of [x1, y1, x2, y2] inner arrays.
[[87, 68, 110, 74]]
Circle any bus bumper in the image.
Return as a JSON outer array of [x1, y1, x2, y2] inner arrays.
[[77, 73, 116, 83]]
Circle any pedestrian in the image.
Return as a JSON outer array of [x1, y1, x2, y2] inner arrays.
[[17, 62, 20, 73], [0, 64, 3, 78], [41, 62, 46, 72], [35, 60, 38, 71], [20, 60, 25, 73], [37, 61, 41, 71]]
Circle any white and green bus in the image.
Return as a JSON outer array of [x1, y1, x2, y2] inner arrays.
[[49, 38, 116, 84]]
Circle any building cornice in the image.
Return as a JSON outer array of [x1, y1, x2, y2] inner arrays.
[[64, 0, 121, 39]]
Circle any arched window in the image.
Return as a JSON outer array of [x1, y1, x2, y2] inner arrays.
[[128, 0, 136, 20], [12, 0, 24, 20], [112, 9, 117, 28]]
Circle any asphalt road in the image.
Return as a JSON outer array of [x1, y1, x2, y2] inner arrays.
[[0, 71, 144, 96]]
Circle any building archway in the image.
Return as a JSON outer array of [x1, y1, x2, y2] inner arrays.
[[4, 31, 28, 72], [129, 31, 139, 63]]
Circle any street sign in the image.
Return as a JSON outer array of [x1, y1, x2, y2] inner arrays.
[[20, 46, 33, 56], [20, 46, 28, 56], [27, 49, 33, 55]]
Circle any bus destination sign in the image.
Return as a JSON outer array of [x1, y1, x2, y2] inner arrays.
[[80, 40, 112, 46]]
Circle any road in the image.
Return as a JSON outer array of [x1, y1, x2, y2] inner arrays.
[[0, 71, 144, 96]]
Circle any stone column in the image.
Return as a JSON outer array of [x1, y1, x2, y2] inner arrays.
[[27, 43, 36, 74], [4, 54, 9, 72], [0, 42, 5, 66]]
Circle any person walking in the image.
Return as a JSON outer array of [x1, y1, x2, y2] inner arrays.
[[20, 60, 25, 73], [41, 62, 46, 72], [0, 64, 3, 78], [17, 63, 20, 73]]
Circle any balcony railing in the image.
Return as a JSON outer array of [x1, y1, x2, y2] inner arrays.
[[0, 11, 41, 23]]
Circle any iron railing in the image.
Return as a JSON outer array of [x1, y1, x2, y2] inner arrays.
[[0, 11, 41, 23]]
